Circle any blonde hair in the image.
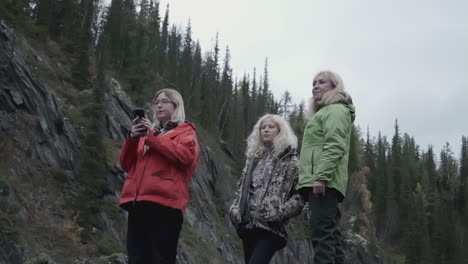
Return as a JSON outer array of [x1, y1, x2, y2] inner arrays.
[[246, 114, 297, 159], [152, 88, 186, 128], [308, 70, 346, 117]]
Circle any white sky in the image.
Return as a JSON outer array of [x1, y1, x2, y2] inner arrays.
[[157, 0, 467, 159]]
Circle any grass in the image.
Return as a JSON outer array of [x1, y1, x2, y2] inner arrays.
[[181, 184, 242, 263], [103, 138, 122, 165], [97, 253, 127, 264], [0, 162, 23, 239], [381, 244, 405, 264], [179, 221, 219, 264], [0, 198, 22, 238]]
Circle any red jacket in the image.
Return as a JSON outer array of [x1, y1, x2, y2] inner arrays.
[[119, 122, 200, 213]]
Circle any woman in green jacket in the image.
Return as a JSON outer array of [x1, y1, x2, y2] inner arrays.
[[297, 71, 355, 264]]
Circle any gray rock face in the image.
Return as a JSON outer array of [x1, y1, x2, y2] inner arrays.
[[272, 239, 314, 264], [23, 253, 57, 264], [1, 19, 383, 264], [0, 232, 23, 264], [0, 20, 81, 172], [343, 231, 383, 264], [104, 78, 134, 142]]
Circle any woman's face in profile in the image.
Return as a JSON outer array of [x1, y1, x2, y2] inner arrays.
[[154, 92, 175, 122], [312, 75, 334, 101], [260, 118, 279, 144]]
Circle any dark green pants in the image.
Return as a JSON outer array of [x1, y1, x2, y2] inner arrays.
[[308, 188, 345, 264]]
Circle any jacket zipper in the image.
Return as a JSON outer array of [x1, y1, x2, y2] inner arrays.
[[238, 158, 257, 223], [311, 150, 315, 175]]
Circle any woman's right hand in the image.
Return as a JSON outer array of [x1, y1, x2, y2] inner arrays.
[[129, 117, 149, 139]]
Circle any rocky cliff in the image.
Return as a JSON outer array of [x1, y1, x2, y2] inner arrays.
[[0, 20, 382, 264]]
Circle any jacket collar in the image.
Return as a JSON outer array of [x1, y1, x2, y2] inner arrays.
[[277, 146, 294, 159], [156, 121, 196, 138]]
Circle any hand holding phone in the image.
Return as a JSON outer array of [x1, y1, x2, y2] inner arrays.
[[130, 108, 150, 138]]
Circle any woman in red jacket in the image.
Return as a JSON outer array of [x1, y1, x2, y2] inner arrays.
[[119, 88, 200, 264]]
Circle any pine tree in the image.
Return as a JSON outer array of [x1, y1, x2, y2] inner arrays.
[[432, 194, 458, 264], [0, 0, 34, 25], [348, 125, 362, 175], [230, 82, 247, 158], [35, 0, 53, 30], [399, 134, 419, 233], [199, 45, 220, 131], [250, 68, 258, 119], [189, 41, 202, 120], [374, 133, 399, 240], [439, 143, 458, 190], [61, 0, 80, 51], [458, 136, 468, 216], [288, 100, 306, 148], [147, 0, 160, 72], [404, 183, 432, 264], [295, 101, 306, 146], [258, 58, 270, 115], [279, 91, 292, 119], [431, 143, 459, 264], [71, 0, 95, 90], [213, 33, 220, 85], [374, 132, 388, 216], [166, 25, 181, 83], [423, 146, 437, 215], [100, 0, 124, 69], [365, 128, 377, 201], [390, 119, 403, 202], [139, 0, 150, 22], [72, 47, 109, 241], [159, 5, 169, 71], [178, 20, 193, 97], [218, 46, 233, 141]]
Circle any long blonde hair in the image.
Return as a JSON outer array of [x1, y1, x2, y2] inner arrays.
[[246, 114, 297, 159], [152, 88, 186, 128], [308, 70, 348, 117]]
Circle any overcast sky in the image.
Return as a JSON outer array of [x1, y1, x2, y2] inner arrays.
[[157, 0, 467, 158]]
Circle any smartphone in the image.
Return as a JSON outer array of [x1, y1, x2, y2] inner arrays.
[[132, 108, 145, 119]]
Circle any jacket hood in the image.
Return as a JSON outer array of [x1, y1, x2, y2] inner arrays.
[[344, 100, 356, 123], [278, 146, 296, 159], [318, 91, 356, 123], [182, 121, 197, 131], [160, 120, 197, 131]]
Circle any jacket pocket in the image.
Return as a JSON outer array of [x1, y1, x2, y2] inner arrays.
[[151, 172, 174, 181], [257, 197, 284, 224], [142, 174, 178, 200]]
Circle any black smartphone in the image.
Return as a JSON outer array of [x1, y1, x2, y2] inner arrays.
[[132, 108, 145, 119]]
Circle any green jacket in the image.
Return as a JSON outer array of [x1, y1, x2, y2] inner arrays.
[[297, 100, 356, 197]]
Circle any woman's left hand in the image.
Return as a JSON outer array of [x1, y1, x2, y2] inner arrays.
[[313, 180, 327, 197], [261, 207, 285, 224]]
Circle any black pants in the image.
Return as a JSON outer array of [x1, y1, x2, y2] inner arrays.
[[127, 202, 183, 264], [241, 228, 284, 264], [308, 188, 345, 264]]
